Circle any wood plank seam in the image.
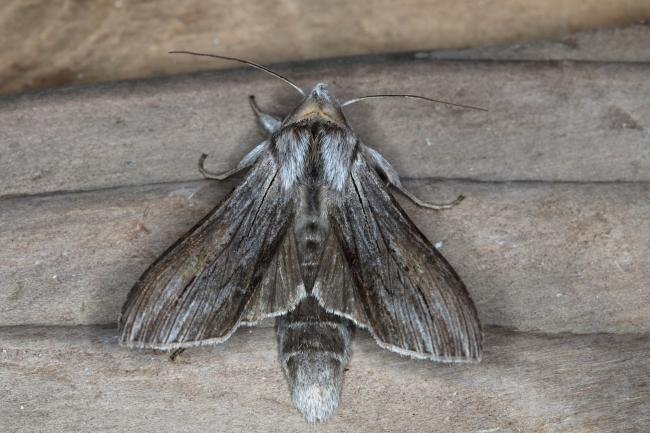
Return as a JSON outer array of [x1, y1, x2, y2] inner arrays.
[[2, 178, 649, 203]]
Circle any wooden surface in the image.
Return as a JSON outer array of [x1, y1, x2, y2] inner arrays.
[[1, 1, 648, 95], [1, 326, 649, 433], [2, 180, 648, 333], [420, 23, 650, 62], [2, 56, 650, 197], [1, 26, 649, 432]]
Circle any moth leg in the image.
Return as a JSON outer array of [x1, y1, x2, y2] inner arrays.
[[199, 96, 279, 181], [396, 187, 465, 210], [249, 95, 281, 134], [169, 348, 185, 361], [199, 140, 269, 181], [362, 144, 464, 210]]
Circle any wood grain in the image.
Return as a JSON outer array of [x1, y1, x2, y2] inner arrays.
[[1, 1, 648, 95], [1, 326, 648, 433], [2, 179, 648, 332], [420, 24, 650, 62], [1, 58, 649, 198]]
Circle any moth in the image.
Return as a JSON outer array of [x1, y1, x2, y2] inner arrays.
[[119, 52, 484, 423]]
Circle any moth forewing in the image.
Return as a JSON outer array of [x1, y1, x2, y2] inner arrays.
[[118, 153, 300, 349], [321, 154, 481, 362]]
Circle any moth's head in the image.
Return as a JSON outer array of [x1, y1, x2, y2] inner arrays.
[[284, 83, 347, 127]]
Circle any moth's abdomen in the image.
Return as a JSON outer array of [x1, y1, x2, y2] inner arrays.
[[294, 186, 328, 291], [276, 296, 352, 423]]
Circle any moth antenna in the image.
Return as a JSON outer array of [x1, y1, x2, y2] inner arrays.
[[169, 50, 305, 96], [341, 94, 487, 111]]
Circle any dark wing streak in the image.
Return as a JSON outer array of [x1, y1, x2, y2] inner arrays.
[[349, 171, 413, 347], [370, 188, 476, 355], [372, 210, 442, 353], [196, 171, 285, 335], [369, 202, 427, 351], [157, 170, 278, 344], [368, 163, 481, 360], [320, 155, 481, 362], [214, 178, 306, 326], [127, 178, 258, 343], [240, 230, 305, 324], [119, 154, 296, 349], [360, 169, 469, 357], [350, 175, 392, 294], [350, 168, 414, 346], [162, 195, 255, 343], [312, 232, 368, 326]]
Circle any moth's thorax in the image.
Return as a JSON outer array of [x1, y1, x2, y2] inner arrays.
[[272, 120, 358, 192]]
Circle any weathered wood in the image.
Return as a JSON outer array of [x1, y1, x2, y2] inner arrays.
[[2, 179, 648, 332], [1, 25, 648, 433], [2, 1, 648, 96], [418, 24, 650, 62], [1, 326, 648, 433], [1, 58, 649, 197]]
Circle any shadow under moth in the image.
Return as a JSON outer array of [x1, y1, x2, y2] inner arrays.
[[118, 52, 484, 423]]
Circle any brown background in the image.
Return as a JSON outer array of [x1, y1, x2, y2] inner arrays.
[[1, 0, 649, 95]]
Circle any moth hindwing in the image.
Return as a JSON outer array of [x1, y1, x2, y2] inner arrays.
[[119, 73, 482, 423]]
